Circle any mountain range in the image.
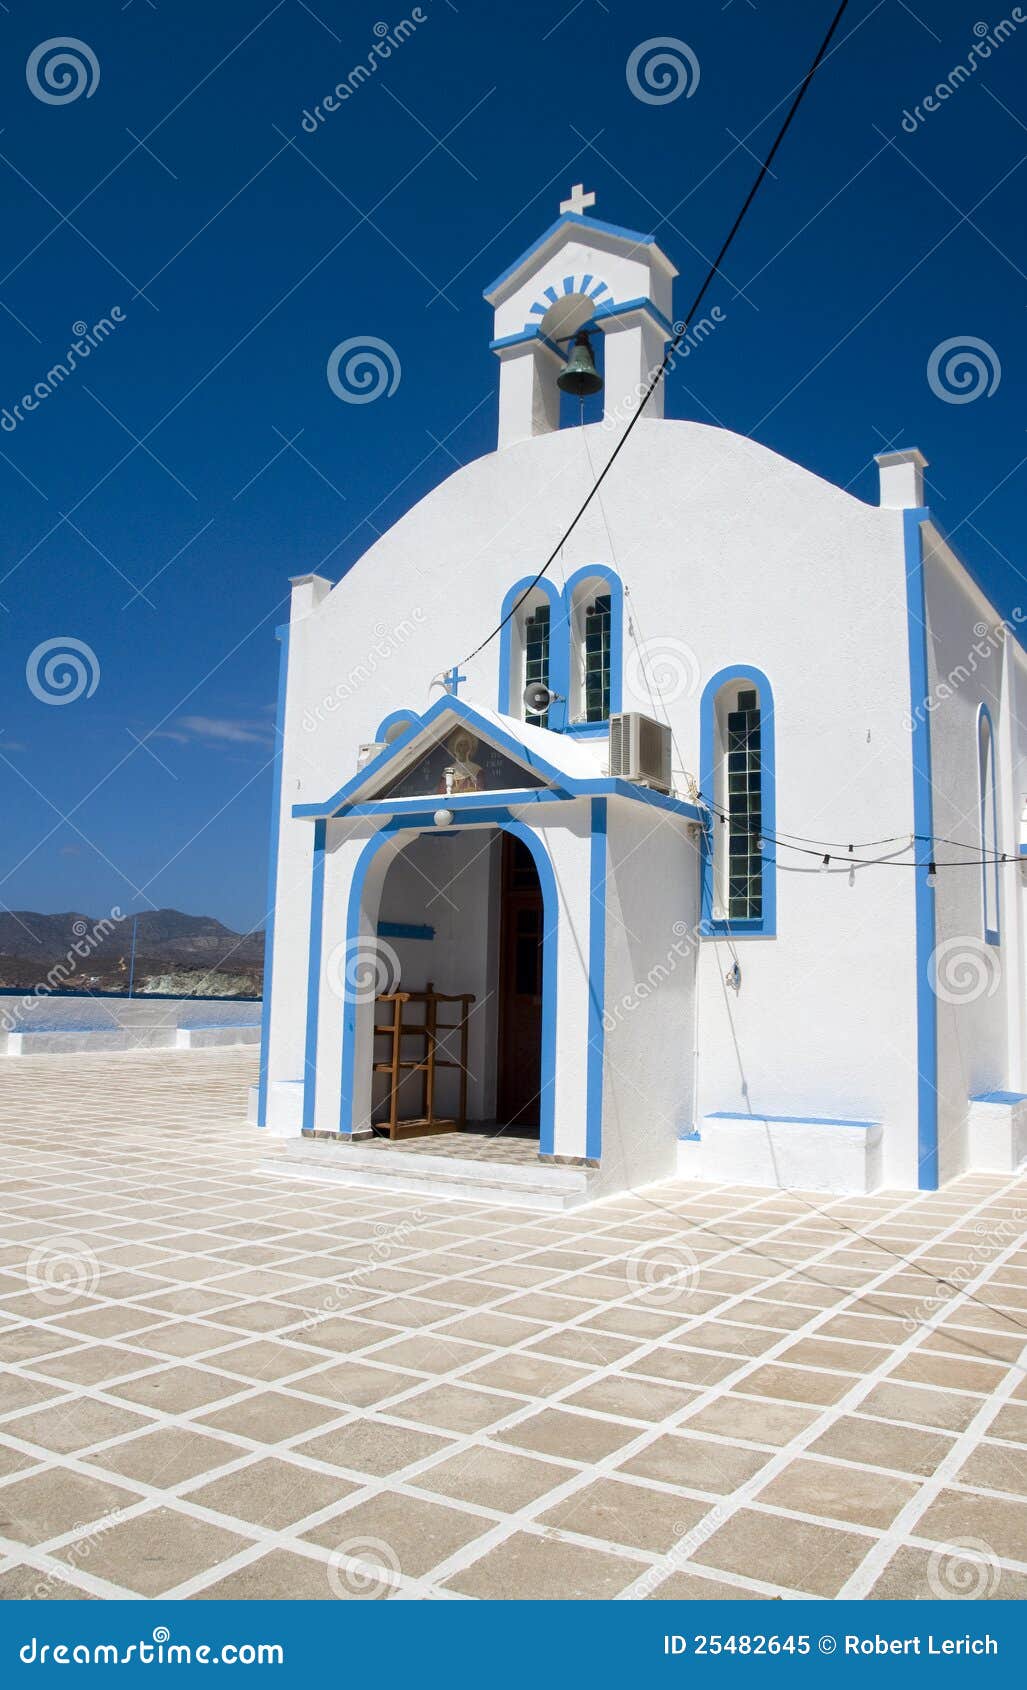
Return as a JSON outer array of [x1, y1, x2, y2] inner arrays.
[[0, 908, 264, 991]]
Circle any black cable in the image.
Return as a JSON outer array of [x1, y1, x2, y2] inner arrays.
[[459, 0, 852, 670], [699, 799, 1017, 869]]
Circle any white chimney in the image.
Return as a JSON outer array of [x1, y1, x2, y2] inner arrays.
[[875, 448, 928, 509], [289, 573, 332, 619]]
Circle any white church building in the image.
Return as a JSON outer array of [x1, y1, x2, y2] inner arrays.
[[254, 191, 1027, 1204]]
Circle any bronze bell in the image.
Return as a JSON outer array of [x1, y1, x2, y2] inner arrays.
[[556, 330, 603, 399]]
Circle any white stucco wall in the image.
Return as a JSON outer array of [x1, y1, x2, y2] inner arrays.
[[921, 528, 1010, 1178]]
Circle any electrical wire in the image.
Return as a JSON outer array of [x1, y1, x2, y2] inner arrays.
[[458, 0, 852, 671]]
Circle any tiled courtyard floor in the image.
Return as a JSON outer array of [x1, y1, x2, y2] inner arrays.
[[0, 1049, 1025, 1601]]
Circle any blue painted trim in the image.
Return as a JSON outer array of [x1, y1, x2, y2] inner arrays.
[[256, 625, 290, 1128], [706, 1111, 880, 1130], [586, 797, 607, 1160], [489, 328, 566, 358], [337, 816, 558, 1150], [338, 788, 569, 820], [586, 295, 675, 339], [564, 563, 624, 723], [564, 722, 609, 739], [378, 920, 434, 942], [301, 817, 327, 1133], [677, 1129, 702, 1142], [483, 213, 660, 300], [374, 708, 422, 743], [296, 695, 575, 819], [299, 775, 702, 826], [904, 507, 939, 1191], [698, 665, 776, 939], [497, 575, 568, 730], [977, 701, 1000, 946], [971, 1089, 1027, 1105], [1019, 844, 1027, 858]]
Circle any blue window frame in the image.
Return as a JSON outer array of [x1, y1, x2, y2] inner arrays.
[[700, 665, 776, 938], [563, 565, 623, 736], [978, 703, 1000, 945]]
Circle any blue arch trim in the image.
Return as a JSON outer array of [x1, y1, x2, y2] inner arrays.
[[301, 818, 327, 1133], [586, 798, 607, 1159], [497, 567, 624, 735], [978, 701, 1000, 947], [699, 664, 776, 939], [497, 576, 568, 731], [256, 624, 290, 1128], [904, 507, 938, 1191], [374, 708, 422, 743], [564, 564, 624, 731], [337, 818, 559, 1153]]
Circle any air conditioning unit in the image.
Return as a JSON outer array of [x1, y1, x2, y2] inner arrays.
[[608, 712, 672, 793]]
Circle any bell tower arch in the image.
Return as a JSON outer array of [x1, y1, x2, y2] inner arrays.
[[483, 188, 677, 449]]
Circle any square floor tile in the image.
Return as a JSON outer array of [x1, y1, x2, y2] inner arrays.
[[85, 1425, 249, 1487], [186, 1456, 356, 1528], [52, 1504, 251, 1596], [0, 1466, 137, 1546], [692, 1508, 871, 1596], [756, 1456, 918, 1528], [303, 1490, 492, 1578], [498, 1406, 638, 1463], [197, 1390, 342, 1444], [415, 1444, 574, 1511], [539, 1475, 711, 1553], [442, 1530, 641, 1599], [807, 1415, 954, 1477], [4, 1396, 153, 1454], [296, 1418, 454, 1477], [619, 1432, 771, 1495]]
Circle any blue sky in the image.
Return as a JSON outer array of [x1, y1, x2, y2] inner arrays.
[[1, 0, 1025, 934]]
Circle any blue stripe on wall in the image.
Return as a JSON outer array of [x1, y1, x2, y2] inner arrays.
[[301, 817, 327, 1133], [903, 506, 939, 1190], [586, 797, 607, 1160], [256, 624, 290, 1128]]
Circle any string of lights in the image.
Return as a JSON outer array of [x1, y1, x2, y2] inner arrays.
[[697, 797, 1020, 875]]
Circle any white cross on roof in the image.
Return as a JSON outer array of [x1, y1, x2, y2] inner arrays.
[[560, 183, 596, 217]]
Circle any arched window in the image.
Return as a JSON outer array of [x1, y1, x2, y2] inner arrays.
[[497, 577, 567, 731], [978, 704, 1000, 944], [700, 666, 776, 937], [565, 566, 623, 734]]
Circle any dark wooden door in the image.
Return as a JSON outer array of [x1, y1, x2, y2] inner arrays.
[[497, 834, 544, 1129]]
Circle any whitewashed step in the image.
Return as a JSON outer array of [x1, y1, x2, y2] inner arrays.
[[262, 1135, 595, 1211], [678, 1112, 882, 1194]]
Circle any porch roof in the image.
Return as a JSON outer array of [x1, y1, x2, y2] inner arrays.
[[291, 695, 702, 825]]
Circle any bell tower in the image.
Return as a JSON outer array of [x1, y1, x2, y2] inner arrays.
[[483, 188, 677, 449]]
